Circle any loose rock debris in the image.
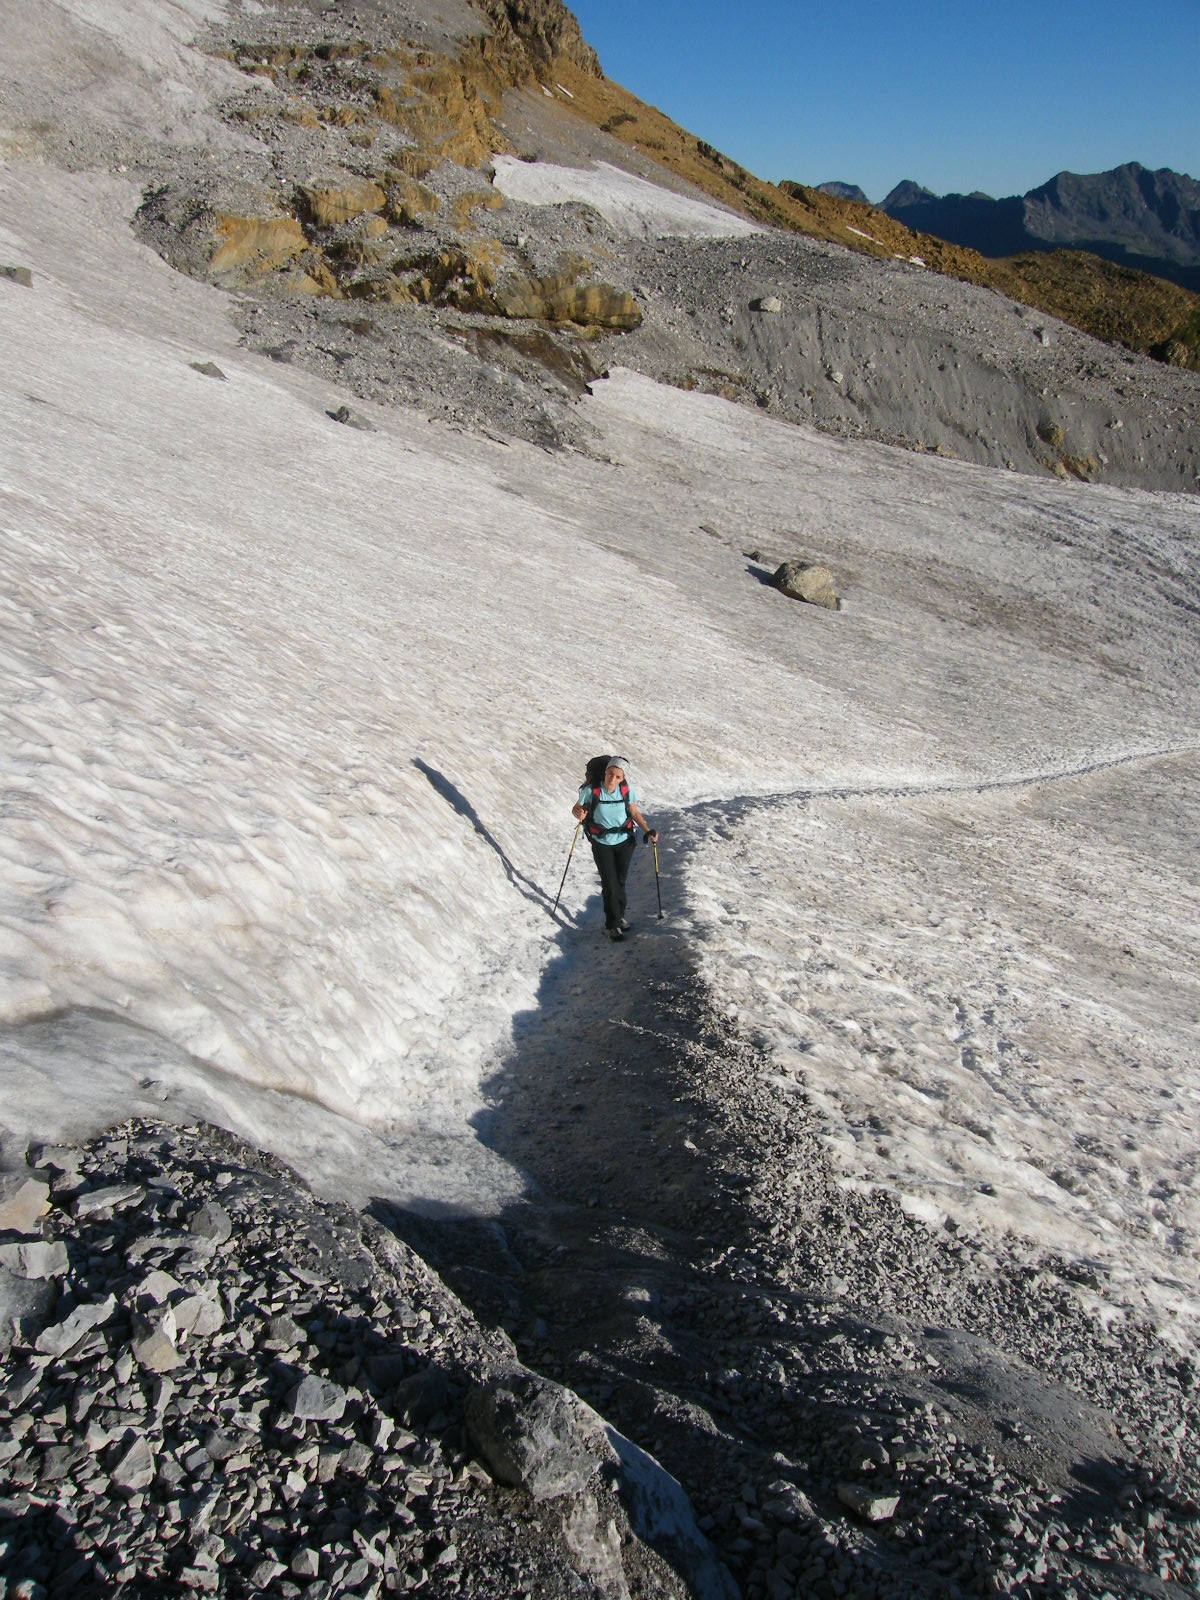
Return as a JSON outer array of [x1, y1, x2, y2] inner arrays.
[[0, 1122, 693, 1599]]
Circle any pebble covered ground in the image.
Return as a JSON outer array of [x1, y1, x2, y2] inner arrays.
[[405, 940, 1200, 1600], [0, 1123, 690, 1599], [6, 958, 1198, 1600]]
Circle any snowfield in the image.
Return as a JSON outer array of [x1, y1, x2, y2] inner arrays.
[[2, 148, 1199, 1358], [490, 155, 765, 238]]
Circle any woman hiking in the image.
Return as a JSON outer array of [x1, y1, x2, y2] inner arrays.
[[572, 758, 658, 941]]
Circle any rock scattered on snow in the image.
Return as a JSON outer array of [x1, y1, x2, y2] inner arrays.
[[327, 403, 375, 430], [773, 559, 841, 610]]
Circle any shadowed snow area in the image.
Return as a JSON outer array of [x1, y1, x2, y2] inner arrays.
[[2, 94, 1200, 1351]]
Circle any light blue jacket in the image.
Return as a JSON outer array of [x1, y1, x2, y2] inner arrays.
[[580, 784, 640, 846]]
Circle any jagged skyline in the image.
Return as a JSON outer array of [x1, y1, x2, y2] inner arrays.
[[568, 0, 1198, 204]]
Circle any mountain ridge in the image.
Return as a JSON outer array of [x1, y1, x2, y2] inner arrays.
[[84, 0, 1193, 487], [490, 26, 1200, 370], [879, 161, 1200, 295]]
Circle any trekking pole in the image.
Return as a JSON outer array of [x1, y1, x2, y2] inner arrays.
[[552, 822, 582, 916], [647, 833, 663, 919]]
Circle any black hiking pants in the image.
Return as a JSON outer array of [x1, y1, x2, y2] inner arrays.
[[590, 836, 637, 929]]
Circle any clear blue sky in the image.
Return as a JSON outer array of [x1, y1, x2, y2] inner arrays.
[[567, 0, 1199, 202]]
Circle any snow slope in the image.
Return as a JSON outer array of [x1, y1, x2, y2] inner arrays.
[[2, 153, 1199, 1341], [491, 155, 764, 238]]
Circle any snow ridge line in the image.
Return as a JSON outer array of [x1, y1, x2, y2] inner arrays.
[[555, 740, 1195, 925], [679, 738, 1200, 834]]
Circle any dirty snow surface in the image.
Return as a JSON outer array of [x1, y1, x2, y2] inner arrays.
[[2, 154, 1199, 1359]]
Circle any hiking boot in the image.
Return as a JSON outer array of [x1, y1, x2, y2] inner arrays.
[[606, 925, 625, 942], [617, 917, 630, 931]]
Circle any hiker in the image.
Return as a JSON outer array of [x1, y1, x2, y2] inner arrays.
[[572, 758, 658, 940]]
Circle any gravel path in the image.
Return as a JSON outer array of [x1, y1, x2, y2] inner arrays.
[[399, 780, 1200, 1600], [7, 774, 1196, 1600]]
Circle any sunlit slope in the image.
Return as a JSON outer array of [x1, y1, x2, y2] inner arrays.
[[508, 24, 1200, 364], [6, 160, 1196, 1084]]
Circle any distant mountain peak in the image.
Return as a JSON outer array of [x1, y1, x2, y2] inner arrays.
[[881, 180, 936, 209], [880, 162, 1200, 292], [816, 181, 870, 205]]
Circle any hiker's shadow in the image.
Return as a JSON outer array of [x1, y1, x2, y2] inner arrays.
[[414, 758, 555, 914]]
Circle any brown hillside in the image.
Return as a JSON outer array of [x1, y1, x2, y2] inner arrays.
[[209, 0, 1199, 371], [534, 45, 1200, 370]]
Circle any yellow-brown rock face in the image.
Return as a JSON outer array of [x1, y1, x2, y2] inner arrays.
[[209, 216, 308, 280], [295, 180, 387, 228], [495, 275, 642, 330]]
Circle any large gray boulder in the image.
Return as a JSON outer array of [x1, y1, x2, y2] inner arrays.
[[0, 1266, 57, 1354], [465, 1371, 598, 1500], [0, 1238, 69, 1279], [287, 1374, 347, 1422], [131, 1308, 185, 1374], [187, 1200, 232, 1244], [34, 1293, 116, 1358]]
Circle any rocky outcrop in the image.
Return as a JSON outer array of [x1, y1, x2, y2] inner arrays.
[[384, 173, 442, 229], [208, 214, 308, 281], [295, 179, 388, 228], [1034, 414, 1100, 481], [469, 0, 602, 77], [494, 273, 642, 329], [137, 29, 644, 339]]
